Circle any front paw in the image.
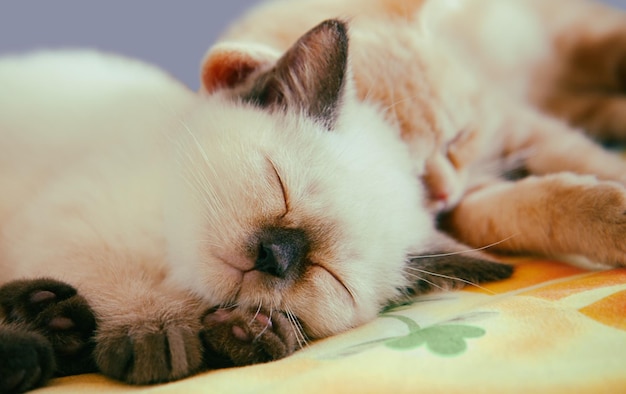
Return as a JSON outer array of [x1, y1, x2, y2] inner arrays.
[[570, 181, 626, 264], [0, 278, 97, 376], [0, 328, 54, 394], [94, 321, 203, 384], [201, 307, 299, 369], [530, 177, 626, 265]]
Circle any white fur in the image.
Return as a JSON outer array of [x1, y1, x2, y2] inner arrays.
[[0, 50, 430, 338]]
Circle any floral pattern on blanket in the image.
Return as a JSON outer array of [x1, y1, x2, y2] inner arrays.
[[323, 307, 491, 358]]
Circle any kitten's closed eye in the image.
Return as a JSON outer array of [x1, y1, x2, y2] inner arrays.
[[267, 157, 290, 217]]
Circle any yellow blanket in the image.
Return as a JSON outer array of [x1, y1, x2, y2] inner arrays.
[[35, 258, 626, 393]]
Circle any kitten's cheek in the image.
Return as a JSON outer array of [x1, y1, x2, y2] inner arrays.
[[188, 262, 246, 306], [289, 267, 359, 338]]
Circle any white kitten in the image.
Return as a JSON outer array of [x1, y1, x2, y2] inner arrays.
[[0, 22, 510, 388]]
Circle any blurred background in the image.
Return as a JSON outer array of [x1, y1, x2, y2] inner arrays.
[[0, 1, 260, 90], [1, 0, 624, 90]]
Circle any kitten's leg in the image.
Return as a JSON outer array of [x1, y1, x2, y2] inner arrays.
[[201, 307, 299, 369], [0, 326, 53, 394], [0, 278, 97, 393], [405, 232, 513, 295], [505, 111, 626, 185], [88, 278, 209, 385], [534, 7, 626, 141], [442, 174, 626, 266]]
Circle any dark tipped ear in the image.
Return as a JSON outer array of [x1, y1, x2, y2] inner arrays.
[[404, 232, 513, 295], [244, 19, 349, 129]]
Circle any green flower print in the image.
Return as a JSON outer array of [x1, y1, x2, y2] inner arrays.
[[322, 308, 491, 359], [382, 314, 485, 355]]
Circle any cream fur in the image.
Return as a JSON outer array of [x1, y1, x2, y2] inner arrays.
[[0, 50, 430, 344]]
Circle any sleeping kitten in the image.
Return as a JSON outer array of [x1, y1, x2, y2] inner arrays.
[[0, 25, 511, 392], [204, 0, 626, 265]]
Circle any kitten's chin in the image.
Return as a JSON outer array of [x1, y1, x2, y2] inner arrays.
[[238, 270, 285, 299], [233, 267, 365, 339], [293, 300, 376, 339]]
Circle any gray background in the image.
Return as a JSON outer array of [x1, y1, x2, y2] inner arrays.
[[1, 0, 625, 90]]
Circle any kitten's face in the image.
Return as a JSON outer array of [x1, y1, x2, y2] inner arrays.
[[164, 93, 429, 338], [163, 21, 431, 338]]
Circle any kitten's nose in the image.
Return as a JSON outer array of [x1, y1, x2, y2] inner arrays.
[[254, 228, 308, 278]]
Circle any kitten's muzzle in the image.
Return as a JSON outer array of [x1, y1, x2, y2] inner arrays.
[[253, 227, 309, 279]]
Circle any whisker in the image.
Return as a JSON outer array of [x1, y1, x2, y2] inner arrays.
[[254, 307, 273, 341], [176, 151, 224, 215], [403, 271, 447, 292], [284, 309, 301, 348], [178, 120, 211, 167], [218, 302, 239, 310], [173, 120, 227, 216], [405, 266, 497, 294], [412, 234, 520, 259], [285, 308, 308, 349], [249, 302, 263, 326]]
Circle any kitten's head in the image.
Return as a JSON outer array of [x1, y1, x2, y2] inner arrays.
[[162, 20, 431, 339]]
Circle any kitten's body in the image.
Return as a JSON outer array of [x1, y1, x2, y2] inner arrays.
[[205, 0, 626, 264], [1, 44, 493, 389]]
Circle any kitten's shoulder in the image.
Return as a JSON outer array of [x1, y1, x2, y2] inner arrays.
[[0, 50, 196, 152]]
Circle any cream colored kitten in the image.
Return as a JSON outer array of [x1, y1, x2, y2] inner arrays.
[[203, 0, 626, 265], [0, 40, 510, 388]]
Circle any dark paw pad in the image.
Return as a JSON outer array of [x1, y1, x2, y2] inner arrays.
[[0, 278, 97, 376], [0, 327, 54, 393], [201, 307, 299, 369]]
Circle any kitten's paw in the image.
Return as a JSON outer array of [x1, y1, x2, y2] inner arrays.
[[0, 328, 54, 393], [406, 253, 514, 295], [0, 278, 97, 376], [94, 321, 203, 384], [571, 182, 626, 264], [201, 307, 299, 369]]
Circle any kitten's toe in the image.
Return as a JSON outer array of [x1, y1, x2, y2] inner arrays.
[[94, 323, 203, 384], [0, 278, 97, 376], [0, 327, 55, 393], [0, 278, 77, 320], [42, 294, 97, 376], [201, 307, 299, 369]]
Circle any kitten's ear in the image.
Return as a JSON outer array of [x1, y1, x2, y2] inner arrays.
[[404, 232, 513, 295], [201, 43, 278, 93], [202, 19, 349, 129]]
